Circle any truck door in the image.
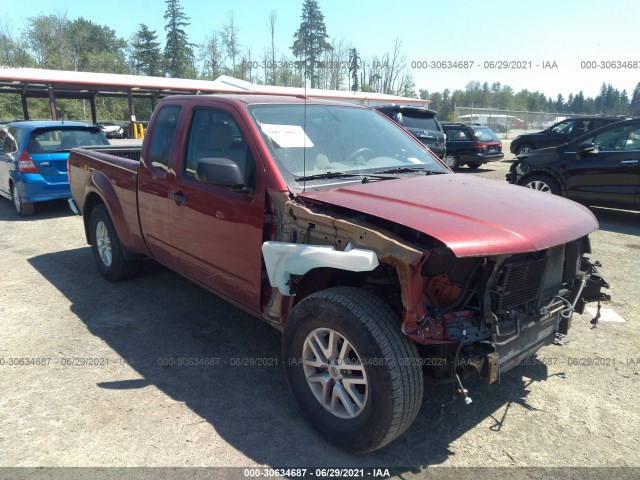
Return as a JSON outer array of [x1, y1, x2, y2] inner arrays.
[[168, 106, 265, 311], [137, 105, 183, 266]]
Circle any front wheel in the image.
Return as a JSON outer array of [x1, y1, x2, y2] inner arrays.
[[283, 287, 423, 452], [11, 184, 34, 217], [89, 204, 139, 281], [516, 144, 535, 156], [522, 174, 561, 195]]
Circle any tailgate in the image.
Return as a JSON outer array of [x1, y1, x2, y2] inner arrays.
[[31, 152, 69, 183]]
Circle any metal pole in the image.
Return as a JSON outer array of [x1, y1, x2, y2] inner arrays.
[[47, 84, 57, 120], [20, 85, 29, 120], [90, 93, 97, 125]]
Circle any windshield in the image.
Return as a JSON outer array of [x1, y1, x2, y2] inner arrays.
[[248, 104, 447, 189]]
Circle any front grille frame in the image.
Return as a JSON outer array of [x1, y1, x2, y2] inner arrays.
[[492, 245, 566, 316]]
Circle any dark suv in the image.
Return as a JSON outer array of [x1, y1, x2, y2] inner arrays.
[[374, 105, 446, 157], [510, 116, 627, 156], [507, 118, 640, 210], [440, 123, 504, 169]]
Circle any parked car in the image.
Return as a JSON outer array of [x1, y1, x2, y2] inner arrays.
[[440, 123, 504, 169], [507, 118, 640, 210], [510, 116, 627, 156], [0, 121, 109, 216], [68, 94, 609, 452], [374, 104, 446, 157], [97, 122, 125, 139]]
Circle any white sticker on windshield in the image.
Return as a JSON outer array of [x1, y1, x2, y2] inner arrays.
[[407, 157, 423, 164], [260, 124, 314, 148]]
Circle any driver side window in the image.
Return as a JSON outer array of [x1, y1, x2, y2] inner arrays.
[[589, 125, 639, 152], [185, 108, 256, 188]]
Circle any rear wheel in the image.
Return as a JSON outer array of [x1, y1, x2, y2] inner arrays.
[[443, 153, 460, 170], [11, 184, 34, 217], [89, 204, 139, 281], [467, 162, 482, 169], [522, 174, 561, 195], [283, 287, 423, 452]]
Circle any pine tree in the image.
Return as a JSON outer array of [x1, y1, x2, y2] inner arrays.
[[163, 0, 193, 78], [131, 24, 162, 76], [291, 0, 332, 88], [630, 82, 640, 116], [348, 48, 359, 91]]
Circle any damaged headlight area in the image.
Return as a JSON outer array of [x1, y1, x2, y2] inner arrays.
[[413, 237, 610, 386]]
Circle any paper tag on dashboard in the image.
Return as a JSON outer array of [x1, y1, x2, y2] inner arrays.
[[260, 124, 314, 148]]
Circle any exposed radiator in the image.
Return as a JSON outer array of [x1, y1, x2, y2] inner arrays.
[[493, 245, 566, 314]]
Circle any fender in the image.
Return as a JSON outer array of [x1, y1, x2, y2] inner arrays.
[[262, 241, 379, 295], [84, 171, 147, 255]]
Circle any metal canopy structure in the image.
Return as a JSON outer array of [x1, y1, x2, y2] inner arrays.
[[0, 68, 430, 124]]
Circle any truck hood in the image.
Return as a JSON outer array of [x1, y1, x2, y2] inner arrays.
[[298, 174, 598, 257]]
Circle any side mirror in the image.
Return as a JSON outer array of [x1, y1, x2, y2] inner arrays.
[[196, 157, 248, 191], [576, 141, 597, 157]]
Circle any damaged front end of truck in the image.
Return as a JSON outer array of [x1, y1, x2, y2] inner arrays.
[[261, 176, 610, 391]]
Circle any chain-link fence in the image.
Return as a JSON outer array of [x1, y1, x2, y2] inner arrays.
[[453, 107, 584, 138]]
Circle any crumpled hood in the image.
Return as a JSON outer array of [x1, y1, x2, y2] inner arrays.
[[298, 174, 598, 257]]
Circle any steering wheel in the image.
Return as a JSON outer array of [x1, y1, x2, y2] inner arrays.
[[346, 147, 375, 164]]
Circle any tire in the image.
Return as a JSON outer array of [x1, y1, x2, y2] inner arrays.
[[443, 153, 460, 170], [521, 174, 561, 195], [467, 162, 482, 169], [516, 144, 535, 156], [11, 184, 34, 217], [89, 204, 139, 281], [283, 286, 423, 452]]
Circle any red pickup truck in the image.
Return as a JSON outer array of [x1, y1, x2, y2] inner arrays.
[[68, 94, 609, 452]]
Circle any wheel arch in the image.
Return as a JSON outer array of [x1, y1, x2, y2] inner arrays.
[[293, 264, 403, 317], [82, 173, 142, 258]]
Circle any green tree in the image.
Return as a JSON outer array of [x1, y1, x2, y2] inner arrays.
[[291, 0, 332, 88], [26, 14, 68, 69], [348, 48, 359, 91], [67, 18, 127, 73], [130, 24, 163, 76], [630, 82, 640, 116], [163, 0, 194, 78]]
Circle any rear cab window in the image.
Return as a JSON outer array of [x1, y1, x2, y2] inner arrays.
[[147, 106, 182, 170]]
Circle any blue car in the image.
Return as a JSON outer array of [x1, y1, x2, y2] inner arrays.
[[0, 121, 109, 216]]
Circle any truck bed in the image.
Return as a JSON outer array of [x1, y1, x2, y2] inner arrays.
[[68, 147, 146, 255]]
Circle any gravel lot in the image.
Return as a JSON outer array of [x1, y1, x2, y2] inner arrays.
[[0, 150, 638, 478]]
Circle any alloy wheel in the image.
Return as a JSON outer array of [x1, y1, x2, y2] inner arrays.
[[302, 327, 368, 419]]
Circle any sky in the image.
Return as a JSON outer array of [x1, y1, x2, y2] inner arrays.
[[2, 0, 639, 100]]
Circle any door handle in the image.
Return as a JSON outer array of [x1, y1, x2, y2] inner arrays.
[[620, 160, 639, 164], [169, 191, 187, 204]]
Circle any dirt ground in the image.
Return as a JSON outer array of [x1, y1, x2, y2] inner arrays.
[[0, 153, 639, 478]]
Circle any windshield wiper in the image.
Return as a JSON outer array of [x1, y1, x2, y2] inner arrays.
[[372, 166, 444, 175], [295, 171, 397, 182], [294, 171, 360, 181]]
